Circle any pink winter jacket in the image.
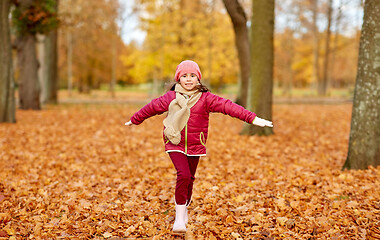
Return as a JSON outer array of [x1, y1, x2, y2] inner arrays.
[[130, 90, 257, 156]]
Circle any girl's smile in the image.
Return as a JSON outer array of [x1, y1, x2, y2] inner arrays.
[[179, 73, 199, 91]]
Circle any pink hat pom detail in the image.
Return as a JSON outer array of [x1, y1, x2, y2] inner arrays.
[[174, 60, 202, 82]]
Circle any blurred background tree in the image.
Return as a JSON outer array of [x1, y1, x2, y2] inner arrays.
[[12, 0, 59, 110], [222, 0, 250, 108], [274, 0, 361, 95], [58, 0, 126, 95], [39, 0, 58, 104]]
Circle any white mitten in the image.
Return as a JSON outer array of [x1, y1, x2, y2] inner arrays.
[[125, 120, 133, 126], [252, 117, 273, 127]]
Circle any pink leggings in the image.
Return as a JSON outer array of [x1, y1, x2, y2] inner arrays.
[[169, 152, 200, 205]]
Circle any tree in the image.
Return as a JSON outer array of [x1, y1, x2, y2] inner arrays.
[[59, 0, 126, 94], [319, 0, 333, 96], [0, 0, 16, 123], [222, 0, 250, 107], [41, 0, 59, 104], [241, 0, 274, 136], [343, 0, 380, 170], [273, 0, 361, 89], [14, 0, 41, 110], [311, 0, 320, 92], [12, 0, 58, 109]]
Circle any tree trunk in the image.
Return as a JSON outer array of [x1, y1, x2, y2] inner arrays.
[[241, 0, 274, 136], [37, 34, 45, 103], [110, 33, 116, 98], [42, 7, 59, 105], [150, 67, 159, 98], [319, 0, 333, 96], [343, 0, 380, 170], [80, 72, 93, 94], [207, 1, 214, 89], [222, 0, 250, 108], [0, 0, 16, 122], [67, 31, 73, 96], [15, 0, 41, 110], [42, 0, 58, 104], [17, 33, 41, 110], [283, 29, 294, 98], [311, 0, 320, 92], [330, 0, 342, 89]]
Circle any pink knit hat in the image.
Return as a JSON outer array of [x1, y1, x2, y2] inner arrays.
[[174, 60, 202, 82]]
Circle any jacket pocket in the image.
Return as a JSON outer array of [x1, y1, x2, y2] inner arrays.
[[164, 135, 170, 144], [200, 132, 206, 146]]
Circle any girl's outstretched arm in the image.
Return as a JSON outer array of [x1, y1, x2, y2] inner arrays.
[[125, 91, 175, 126], [206, 92, 273, 127]]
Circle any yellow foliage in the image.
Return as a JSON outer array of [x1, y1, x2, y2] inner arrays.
[[58, 0, 128, 88], [120, 0, 239, 87], [274, 28, 359, 87]]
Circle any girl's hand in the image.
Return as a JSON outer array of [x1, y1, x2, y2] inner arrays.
[[253, 117, 273, 127], [125, 120, 133, 126]]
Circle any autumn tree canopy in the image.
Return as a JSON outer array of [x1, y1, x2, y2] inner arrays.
[[53, 0, 362, 95]]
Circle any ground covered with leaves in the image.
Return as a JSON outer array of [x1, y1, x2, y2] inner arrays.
[[0, 103, 379, 239]]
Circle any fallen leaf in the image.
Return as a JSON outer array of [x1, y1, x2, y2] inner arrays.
[[103, 232, 112, 238]]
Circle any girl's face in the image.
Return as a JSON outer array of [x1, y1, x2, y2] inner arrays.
[[179, 73, 199, 91]]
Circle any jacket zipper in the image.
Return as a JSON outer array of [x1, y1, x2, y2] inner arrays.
[[185, 124, 188, 154]]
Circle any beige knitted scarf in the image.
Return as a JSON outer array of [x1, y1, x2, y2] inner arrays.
[[163, 84, 202, 145]]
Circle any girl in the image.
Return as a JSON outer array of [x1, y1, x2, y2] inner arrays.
[[125, 60, 273, 234]]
